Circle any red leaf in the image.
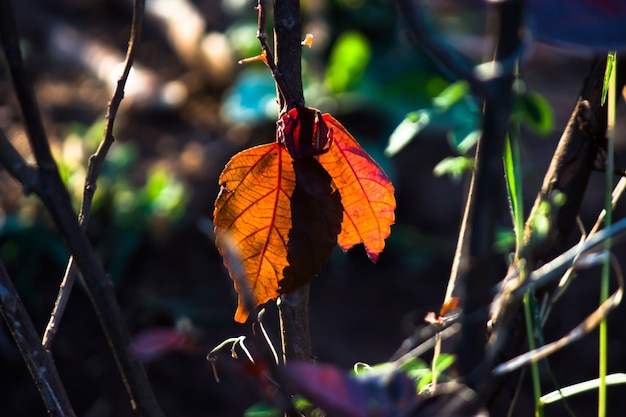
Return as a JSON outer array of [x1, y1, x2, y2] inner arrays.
[[318, 114, 396, 262], [214, 143, 342, 322], [130, 327, 195, 362], [283, 362, 418, 417]]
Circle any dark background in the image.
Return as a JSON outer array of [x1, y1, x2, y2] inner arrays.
[[1, 0, 626, 416]]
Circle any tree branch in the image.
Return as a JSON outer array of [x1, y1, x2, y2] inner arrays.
[[271, 0, 311, 362], [42, 0, 146, 350], [485, 55, 626, 403], [443, 0, 524, 388], [0, 260, 77, 417], [0, 1, 164, 416]]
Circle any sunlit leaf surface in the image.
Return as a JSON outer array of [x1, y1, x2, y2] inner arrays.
[[214, 143, 294, 322], [215, 110, 395, 322], [319, 114, 396, 263], [214, 143, 342, 322]]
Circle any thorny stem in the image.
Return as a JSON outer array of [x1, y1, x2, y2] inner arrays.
[[42, 0, 145, 350]]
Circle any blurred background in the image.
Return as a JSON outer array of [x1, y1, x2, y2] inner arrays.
[[1, 0, 626, 416]]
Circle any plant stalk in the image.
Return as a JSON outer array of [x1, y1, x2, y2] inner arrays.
[[273, 0, 312, 362], [599, 51, 617, 417]]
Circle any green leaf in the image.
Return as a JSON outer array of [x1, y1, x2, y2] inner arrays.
[[386, 79, 480, 156], [432, 81, 469, 110], [540, 373, 626, 405], [244, 402, 281, 417], [602, 51, 617, 106], [433, 353, 455, 374], [516, 91, 554, 135], [504, 136, 523, 242], [399, 357, 429, 378], [433, 156, 474, 180], [494, 228, 516, 253], [325, 31, 372, 94], [385, 110, 432, 156], [448, 124, 480, 154]]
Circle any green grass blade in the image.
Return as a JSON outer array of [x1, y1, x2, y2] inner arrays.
[[541, 374, 626, 405], [600, 51, 617, 417]]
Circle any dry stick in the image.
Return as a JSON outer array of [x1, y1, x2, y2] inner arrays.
[[488, 55, 626, 369], [395, 0, 523, 388], [0, 260, 77, 417], [42, 0, 145, 349], [484, 56, 626, 412], [0, 1, 164, 416]]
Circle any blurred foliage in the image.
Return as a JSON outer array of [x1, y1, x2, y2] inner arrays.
[[221, 0, 448, 130], [353, 353, 455, 393], [242, 353, 456, 417], [0, 119, 189, 286], [386, 81, 480, 157], [433, 156, 474, 182], [219, 0, 552, 196], [325, 31, 371, 94]]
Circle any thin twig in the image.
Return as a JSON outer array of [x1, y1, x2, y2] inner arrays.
[[42, 0, 146, 350], [0, 1, 164, 416], [0, 260, 77, 417], [450, 0, 524, 387], [494, 253, 623, 375], [249, 0, 299, 110]]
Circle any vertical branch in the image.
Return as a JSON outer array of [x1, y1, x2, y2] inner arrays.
[[272, 0, 311, 362], [454, 0, 523, 386], [0, 260, 77, 417], [42, 0, 146, 349], [0, 1, 164, 416], [273, 0, 304, 109]]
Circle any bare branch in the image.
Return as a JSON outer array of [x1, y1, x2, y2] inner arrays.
[[265, 0, 312, 362], [0, 260, 77, 417], [447, 0, 524, 387], [42, 0, 146, 350], [0, 1, 165, 415], [0, 129, 38, 192]]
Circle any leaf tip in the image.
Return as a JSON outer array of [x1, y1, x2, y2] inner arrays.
[[234, 305, 249, 324], [367, 251, 379, 264]]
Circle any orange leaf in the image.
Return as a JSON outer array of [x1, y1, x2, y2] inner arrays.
[[319, 114, 396, 262], [214, 143, 294, 322], [214, 143, 342, 322]]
